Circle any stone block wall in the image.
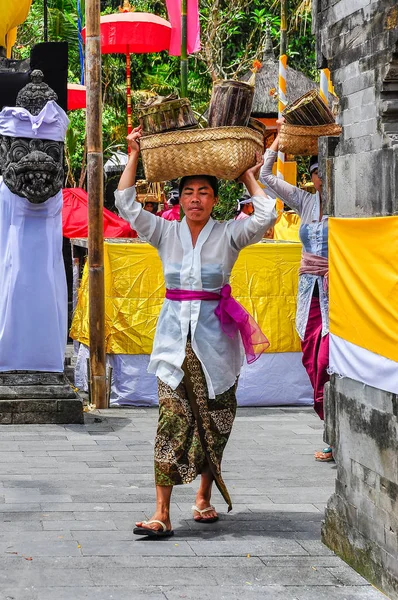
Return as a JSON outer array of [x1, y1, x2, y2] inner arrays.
[[323, 377, 398, 596], [314, 0, 398, 597], [315, 0, 398, 217]]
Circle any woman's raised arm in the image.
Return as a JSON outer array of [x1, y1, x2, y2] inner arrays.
[[117, 127, 142, 191], [115, 127, 172, 248], [228, 154, 277, 250], [259, 118, 306, 215]]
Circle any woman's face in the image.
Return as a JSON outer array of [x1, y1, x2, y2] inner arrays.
[[179, 177, 218, 225], [311, 169, 323, 195]]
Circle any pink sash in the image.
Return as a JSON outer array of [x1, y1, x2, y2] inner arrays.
[[299, 252, 329, 291], [165, 284, 269, 364]]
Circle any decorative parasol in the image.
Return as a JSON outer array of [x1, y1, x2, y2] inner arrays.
[[67, 83, 86, 111], [103, 151, 128, 176], [82, 2, 171, 135]]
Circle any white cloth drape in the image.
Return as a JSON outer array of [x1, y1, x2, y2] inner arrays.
[[75, 344, 313, 407], [0, 182, 67, 371], [0, 101, 69, 141], [329, 334, 398, 395]]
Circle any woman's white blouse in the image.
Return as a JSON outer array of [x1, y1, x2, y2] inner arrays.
[[115, 186, 276, 398]]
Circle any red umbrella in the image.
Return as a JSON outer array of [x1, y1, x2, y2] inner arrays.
[[82, 7, 171, 135], [67, 83, 86, 111]]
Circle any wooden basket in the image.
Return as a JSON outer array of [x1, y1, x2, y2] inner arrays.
[[282, 89, 335, 126], [207, 80, 254, 128], [138, 98, 197, 135], [248, 117, 267, 136], [140, 127, 263, 182], [279, 123, 342, 156]]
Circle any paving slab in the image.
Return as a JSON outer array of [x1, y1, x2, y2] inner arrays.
[[0, 406, 388, 600]]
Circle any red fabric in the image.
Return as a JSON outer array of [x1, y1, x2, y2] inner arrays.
[[162, 205, 181, 221], [301, 296, 329, 421], [62, 188, 137, 239], [67, 84, 86, 111], [82, 13, 171, 55]]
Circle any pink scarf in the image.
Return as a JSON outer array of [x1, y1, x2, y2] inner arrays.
[[165, 284, 269, 364]]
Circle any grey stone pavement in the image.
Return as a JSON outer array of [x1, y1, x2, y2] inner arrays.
[[0, 406, 389, 600]]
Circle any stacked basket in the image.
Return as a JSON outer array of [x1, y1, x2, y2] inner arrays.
[[279, 90, 341, 156], [138, 82, 262, 182]]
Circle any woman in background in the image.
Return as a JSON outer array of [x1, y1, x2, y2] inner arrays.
[[260, 119, 332, 462]]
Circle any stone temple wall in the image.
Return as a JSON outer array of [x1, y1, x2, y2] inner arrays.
[[314, 0, 398, 597]]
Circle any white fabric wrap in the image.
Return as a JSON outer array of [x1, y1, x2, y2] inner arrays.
[[0, 183, 67, 371], [0, 101, 69, 372], [0, 101, 69, 141]]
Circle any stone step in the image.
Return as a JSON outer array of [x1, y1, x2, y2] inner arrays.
[[0, 385, 77, 399], [0, 398, 84, 424], [0, 372, 65, 386]]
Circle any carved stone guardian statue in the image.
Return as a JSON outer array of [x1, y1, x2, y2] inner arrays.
[[0, 70, 82, 424]]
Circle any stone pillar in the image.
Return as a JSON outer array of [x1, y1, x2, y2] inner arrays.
[[314, 1, 398, 597]]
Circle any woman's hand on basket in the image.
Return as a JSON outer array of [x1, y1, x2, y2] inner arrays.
[[276, 117, 285, 133], [238, 152, 264, 185], [126, 126, 142, 155], [117, 126, 142, 191], [269, 118, 285, 152]]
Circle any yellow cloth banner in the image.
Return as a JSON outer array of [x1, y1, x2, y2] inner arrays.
[[0, 0, 32, 56], [273, 211, 301, 242], [70, 241, 302, 355], [329, 216, 398, 362]]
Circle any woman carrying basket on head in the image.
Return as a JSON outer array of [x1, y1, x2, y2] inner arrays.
[[259, 118, 332, 462], [115, 126, 277, 537]]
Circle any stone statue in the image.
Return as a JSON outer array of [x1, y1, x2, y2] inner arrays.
[[0, 58, 82, 425], [0, 70, 70, 374], [0, 70, 65, 203], [16, 69, 58, 115]]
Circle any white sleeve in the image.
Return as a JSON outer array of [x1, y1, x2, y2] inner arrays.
[[228, 194, 277, 251], [259, 149, 306, 216], [114, 186, 172, 248]]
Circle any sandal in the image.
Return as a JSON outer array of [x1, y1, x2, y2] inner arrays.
[[133, 520, 174, 538], [192, 505, 219, 523], [314, 447, 334, 462]]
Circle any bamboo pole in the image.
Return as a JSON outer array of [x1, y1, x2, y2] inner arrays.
[[276, 0, 288, 220], [44, 0, 48, 42], [85, 0, 107, 409], [280, 0, 287, 56], [180, 0, 188, 98]]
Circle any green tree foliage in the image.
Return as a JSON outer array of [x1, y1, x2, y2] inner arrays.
[[15, 0, 315, 215]]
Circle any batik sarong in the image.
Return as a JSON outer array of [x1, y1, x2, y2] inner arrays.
[[154, 339, 237, 511]]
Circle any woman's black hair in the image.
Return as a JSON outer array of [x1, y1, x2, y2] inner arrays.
[[179, 175, 218, 197], [309, 155, 318, 173]]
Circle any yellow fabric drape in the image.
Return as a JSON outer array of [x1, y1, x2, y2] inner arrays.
[[70, 241, 302, 355], [273, 211, 301, 242], [0, 0, 32, 57], [329, 216, 398, 362]]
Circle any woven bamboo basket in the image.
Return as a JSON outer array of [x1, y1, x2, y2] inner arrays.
[[140, 127, 263, 182], [279, 123, 342, 156]]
